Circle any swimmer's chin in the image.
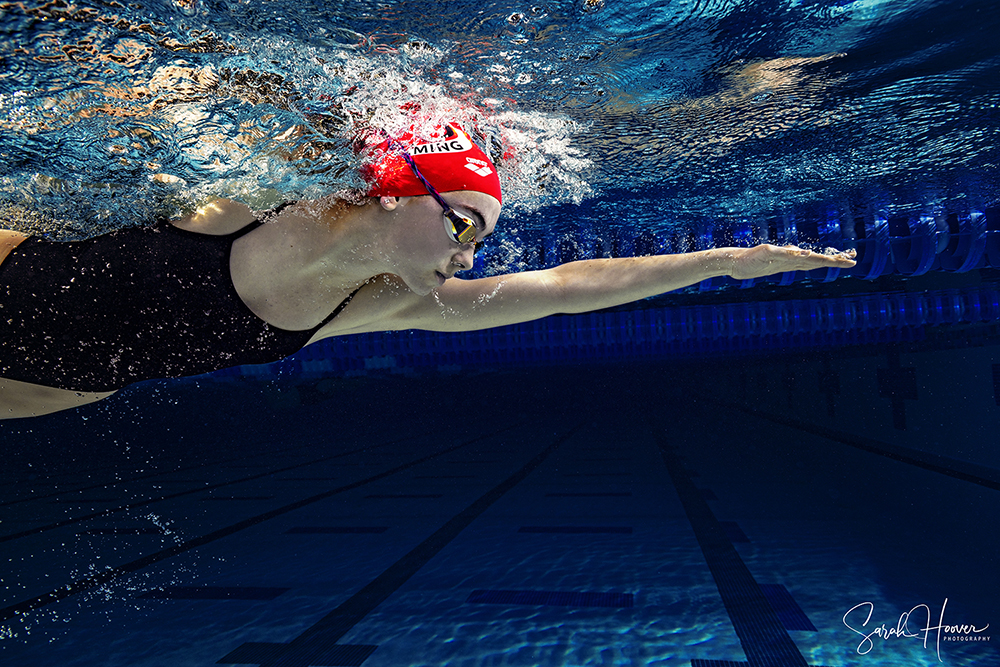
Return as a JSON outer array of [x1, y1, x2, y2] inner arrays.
[[402, 273, 445, 297]]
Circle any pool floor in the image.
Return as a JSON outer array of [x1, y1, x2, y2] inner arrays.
[[1, 361, 997, 666]]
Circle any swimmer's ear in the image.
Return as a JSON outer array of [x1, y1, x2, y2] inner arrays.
[[379, 196, 400, 211]]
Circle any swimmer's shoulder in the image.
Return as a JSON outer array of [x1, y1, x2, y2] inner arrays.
[[171, 198, 257, 236], [0, 229, 29, 266]]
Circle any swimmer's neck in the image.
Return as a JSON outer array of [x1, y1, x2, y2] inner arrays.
[[237, 197, 395, 287]]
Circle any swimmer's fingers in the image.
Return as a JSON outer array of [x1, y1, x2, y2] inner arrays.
[[729, 244, 857, 280]]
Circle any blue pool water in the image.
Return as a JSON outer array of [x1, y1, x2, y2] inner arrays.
[[3, 0, 1000, 665]]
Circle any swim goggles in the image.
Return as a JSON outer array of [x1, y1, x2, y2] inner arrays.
[[381, 132, 483, 253]]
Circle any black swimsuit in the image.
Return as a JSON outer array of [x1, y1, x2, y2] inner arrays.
[[0, 218, 361, 392]]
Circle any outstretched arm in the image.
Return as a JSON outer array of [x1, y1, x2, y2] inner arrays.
[[376, 244, 856, 333]]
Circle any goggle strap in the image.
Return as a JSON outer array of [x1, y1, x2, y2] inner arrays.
[[381, 132, 454, 213], [382, 130, 478, 246]]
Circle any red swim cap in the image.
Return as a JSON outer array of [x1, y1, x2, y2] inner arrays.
[[365, 124, 502, 204]]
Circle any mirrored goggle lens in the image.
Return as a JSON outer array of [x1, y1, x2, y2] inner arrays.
[[445, 211, 479, 245]]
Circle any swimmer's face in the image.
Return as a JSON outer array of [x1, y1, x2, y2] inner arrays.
[[380, 190, 500, 295]]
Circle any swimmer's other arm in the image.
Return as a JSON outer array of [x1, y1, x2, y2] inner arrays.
[[374, 245, 857, 333]]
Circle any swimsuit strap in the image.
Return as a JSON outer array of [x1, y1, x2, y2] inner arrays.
[[312, 281, 368, 332], [230, 218, 266, 237], [253, 200, 296, 224], [225, 201, 298, 239]]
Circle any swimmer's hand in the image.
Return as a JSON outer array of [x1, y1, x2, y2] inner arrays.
[[728, 244, 857, 280]]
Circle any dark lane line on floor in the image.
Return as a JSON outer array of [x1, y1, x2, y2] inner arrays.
[[0, 435, 349, 508], [544, 492, 631, 497], [284, 527, 388, 535], [518, 526, 633, 534], [655, 431, 810, 667], [710, 399, 1000, 492], [466, 589, 632, 608], [0, 425, 524, 624], [0, 433, 425, 544], [140, 586, 290, 601], [217, 422, 582, 667]]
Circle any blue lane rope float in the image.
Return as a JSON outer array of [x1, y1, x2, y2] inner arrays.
[[940, 209, 987, 272], [527, 207, 996, 282]]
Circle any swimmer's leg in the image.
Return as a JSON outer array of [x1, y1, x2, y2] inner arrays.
[[0, 377, 115, 419]]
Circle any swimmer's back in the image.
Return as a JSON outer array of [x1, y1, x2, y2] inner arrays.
[[0, 198, 264, 418]]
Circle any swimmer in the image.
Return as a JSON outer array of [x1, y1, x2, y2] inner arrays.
[[0, 123, 856, 419]]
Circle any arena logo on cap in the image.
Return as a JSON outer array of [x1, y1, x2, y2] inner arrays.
[[465, 157, 493, 177], [410, 128, 473, 156]]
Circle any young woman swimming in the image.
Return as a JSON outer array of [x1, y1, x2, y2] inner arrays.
[[0, 123, 856, 419]]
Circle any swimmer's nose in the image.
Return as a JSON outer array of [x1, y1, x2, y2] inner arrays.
[[452, 245, 475, 272]]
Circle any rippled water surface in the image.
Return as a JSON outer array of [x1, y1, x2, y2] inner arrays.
[[2, 0, 999, 253]]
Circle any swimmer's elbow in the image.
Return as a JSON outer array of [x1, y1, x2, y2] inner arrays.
[[539, 263, 597, 314]]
